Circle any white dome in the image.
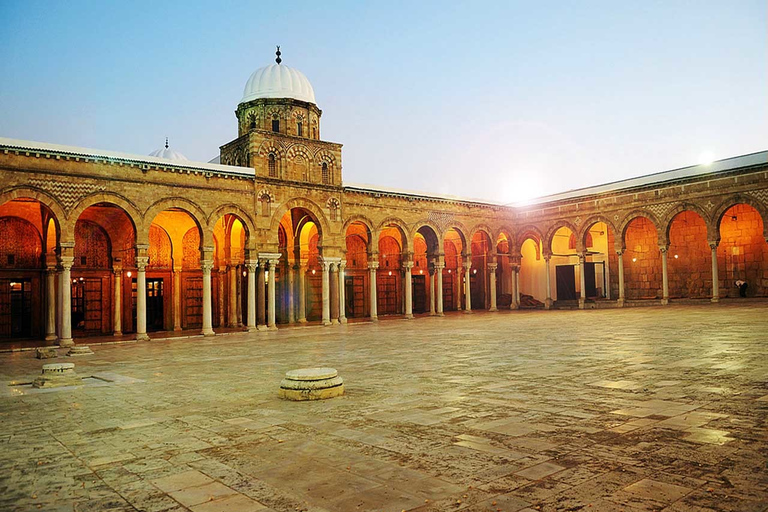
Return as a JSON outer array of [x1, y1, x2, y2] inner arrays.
[[149, 141, 188, 162], [241, 63, 316, 104]]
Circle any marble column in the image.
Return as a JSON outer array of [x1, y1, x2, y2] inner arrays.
[[435, 263, 444, 316], [514, 267, 521, 306], [403, 261, 414, 319], [228, 263, 238, 327], [544, 255, 553, 309], [298, 263, 307, 323], [113, 267, 122, 336], [330, 262, 340, 324], [660, 246, 669, 305], [173, 268, 182, 331], [709, 241, 719, 303], [578, 252, 587, 310], [368, 260, 379, 321], [488, 263, 498, 311], [257, 262, 266, 330], [338, 260, 347, 324], [217, 267, 226, 327], [135, 255, 149, 342], [246, 261, 257, 332], [617, 250, 625, 307], [58, 255, 75, 347], [509, 263, 518, 310], [288, 265, 296, 323], [45, 264, 57, 342], [321, 260, 331, 326], [463, 257, 472, 313], [236, 265, 243, 326], [429, 266, 436, 316], [455, 265, 462, 311], [201, 260, 215, 336], [267, 258, 277, 330]]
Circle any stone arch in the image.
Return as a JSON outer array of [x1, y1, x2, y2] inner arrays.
[[442, 221, 470, 252], [342, 214, 375, 242], [469, 223, 494, 244], [544, 220, 580, 254], [514, 225, 544, 255], [712, 194, 768, 241], [269, 197, 329, 239], [577, 215, 618, 249], [375, 217, 410, 251], [619, 210, 663, 249], [141, 197, 208, 247], [410, 220, 442, 253], [285, 143, 312, 161], [0, 186, 67, 241], [661, 202, 714, 244], [65, 191, 142, 238], [206, 204, 256, 250], [494, 226, 515, 253]]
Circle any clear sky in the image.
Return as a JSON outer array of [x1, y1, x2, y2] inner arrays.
[[1, 1, 765, 203]]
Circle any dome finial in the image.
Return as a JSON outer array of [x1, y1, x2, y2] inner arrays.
[[165, 137, 169, 149], [275, 45, 282, 65]]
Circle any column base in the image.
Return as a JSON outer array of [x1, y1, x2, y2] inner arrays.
[[173, 327, 182, 332], [298, 318, 307, 323], [510, 304, 519, 310], [617, 298, 625, 308], [545, 298, 553, 310], [489, 307, 498, 312], [322, 320, 332, 326], [45, 334, 58, 342], [404, 314, 413, 319], [436, 312, 445, 317], [661, 298, 669, 306], [257, 324, 268, 331], [370, 316, 378, 322], [58, 338, 74, 348], [578, 299, 586, 310], [113, 331, 122, 337], [711, 297, 719, 303], [136, 333, 150, 342], [331, 319, 339, 325], [247, 326, 259, 333], [202, 329, 216, 337], [463, 309, 473, 314], [339, 317, 347, 324], [268, 325, 278, 331]]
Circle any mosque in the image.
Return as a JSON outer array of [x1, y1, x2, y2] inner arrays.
[[0, 49, 766, 346]]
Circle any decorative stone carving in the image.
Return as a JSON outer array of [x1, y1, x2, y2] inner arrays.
[[35, 347, 58, 359], [279, 367, 344, 401], [32, 363, 83, 388], [27, 178, 106, 211]]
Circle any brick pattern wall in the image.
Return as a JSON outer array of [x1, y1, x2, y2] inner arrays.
[[623, 217, 662, 299], [718, 205, 767, 297], [668, 211, 712, 298]]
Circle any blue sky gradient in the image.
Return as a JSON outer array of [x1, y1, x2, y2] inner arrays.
[[1, 1, 765, 202]]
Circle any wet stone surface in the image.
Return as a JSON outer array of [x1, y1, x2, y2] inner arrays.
[[0, 303, 767, 511]]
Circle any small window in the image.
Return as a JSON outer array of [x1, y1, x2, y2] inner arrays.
[[249, 113, 256, 129], [7, 254, 14, 265], [80, 256, 87, 266], [297, 122, 303, 137], [268, 153, 277, 177], [322, 162, 330, 184], [312, 128, 316, 139], [272, 119, 280, 133]]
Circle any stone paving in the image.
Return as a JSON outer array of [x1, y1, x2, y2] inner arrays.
[[1, 304, 767, 512]]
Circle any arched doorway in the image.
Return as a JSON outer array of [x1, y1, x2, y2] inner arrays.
[[495, 232, 513, 309], [717, 204, 767, 297], [344, 221, 371, 318], [277, 207, 322, 323], [414, 225, 440, 315], [667, 211, 711, 299], [519, 235, 546, 307], [443, 227, 466, 311], [470, 230, 492, 310], [212, 214, 249, 328], [623, 216, 662, 301], [377, 224, 406, 316], [581, 221, 615, 301]]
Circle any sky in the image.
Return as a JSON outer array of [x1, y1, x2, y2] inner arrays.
[[0, 1, 765, 204]]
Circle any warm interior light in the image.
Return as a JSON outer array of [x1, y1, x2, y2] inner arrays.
[[419, 269, 423, 274], [242, 270, 247, 276], [448, 269, 451, 273], [632, 258, 637, 262], [388, 270, 392, 276], [311, 269, 316, 275], [674, 254, 679, 259], [127, 271, 132, 277], [473, 269, 477, 274], [265, 271, 269, 279]]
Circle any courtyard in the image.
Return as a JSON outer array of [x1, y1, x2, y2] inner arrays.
[[1, 304, 767, 512]]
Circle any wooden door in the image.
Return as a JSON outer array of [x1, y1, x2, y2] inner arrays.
[[377, 273, 398, 315], [556, 265, 577, 300], [412, 275, 426, 313]]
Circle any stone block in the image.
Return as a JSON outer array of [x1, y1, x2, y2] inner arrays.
[[279, 367, 344, 401], [66, 346, 94, 357], [35, 347, 58, 359], [32, 362, 84, 388]]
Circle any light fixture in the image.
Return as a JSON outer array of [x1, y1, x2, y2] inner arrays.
[[265, 271, 269, 279], [473, 269, 477, 274], [674, 254, 678, 259], [731, 216, 737, 221], [242, 270, 247, 276], [80, 277, 84, 281], [72, 278, 77, 283], [419, 269, 423, 274], [448, 269, 451, 273], [388, 270, 392, 276], [127, 271, 132, 277], [632, 258, 637, 262], [311, 269, 316, 275]]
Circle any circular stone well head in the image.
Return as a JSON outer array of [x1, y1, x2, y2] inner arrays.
[[279, 367, 344, 401]]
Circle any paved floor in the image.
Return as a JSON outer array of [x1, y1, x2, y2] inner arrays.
[[1, 304, 767, 512]]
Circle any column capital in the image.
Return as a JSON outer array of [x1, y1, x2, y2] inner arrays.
[[433, 262, 445, 270], [338, 259, 347, 270], [402, 261, 414, 270], [616, 249, 624, 256], [113, 266, 123, 275], [135, 256, 148, 271], [59, 255, 75, 269], [464, 255, 472, 267], [368, 261, 379, 270], [659, 245, 669, 254], [488, 263, 498, 271], [246, 259, 258, 272], [708, 240, 719, 250], [201, 260, 214, 273]]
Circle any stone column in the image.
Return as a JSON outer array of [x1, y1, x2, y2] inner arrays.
[[709, 241, 719, 303], [266, 259, 277, 329], [45, 263, 57, 342], [488, 263, 498, 311], [617, 250, 625, 307], [368, 260, 379, 321], [173, 267, 182, 331], [288, 265, 296, 323], [257, 262, 266, 330], [455, 265, 462, 311], [429, 266, 436, 316], [246, 260, 257, 331], [578, 252, 587, 310], [514, 267, 521, 306], [135, 254, 149, 342], [463, 257, 472, 313], [435, 262, 445, 316], [509, 264, 518, 310], [403, 261, 414, 319], [330, 262, 340, 324], [298, 263, 307, 323], [217, 267, 225, 327], [236, 265, 243, 326], [228, 263, 238, 327], [201, 260, 215, 336], [59, 255, 75, 347], [338, 260, 347, 324], [321, 259, 331, 326], [544, 255, 553, 309], [660, 246, 669, 305], [113, 267, 122, 336]]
